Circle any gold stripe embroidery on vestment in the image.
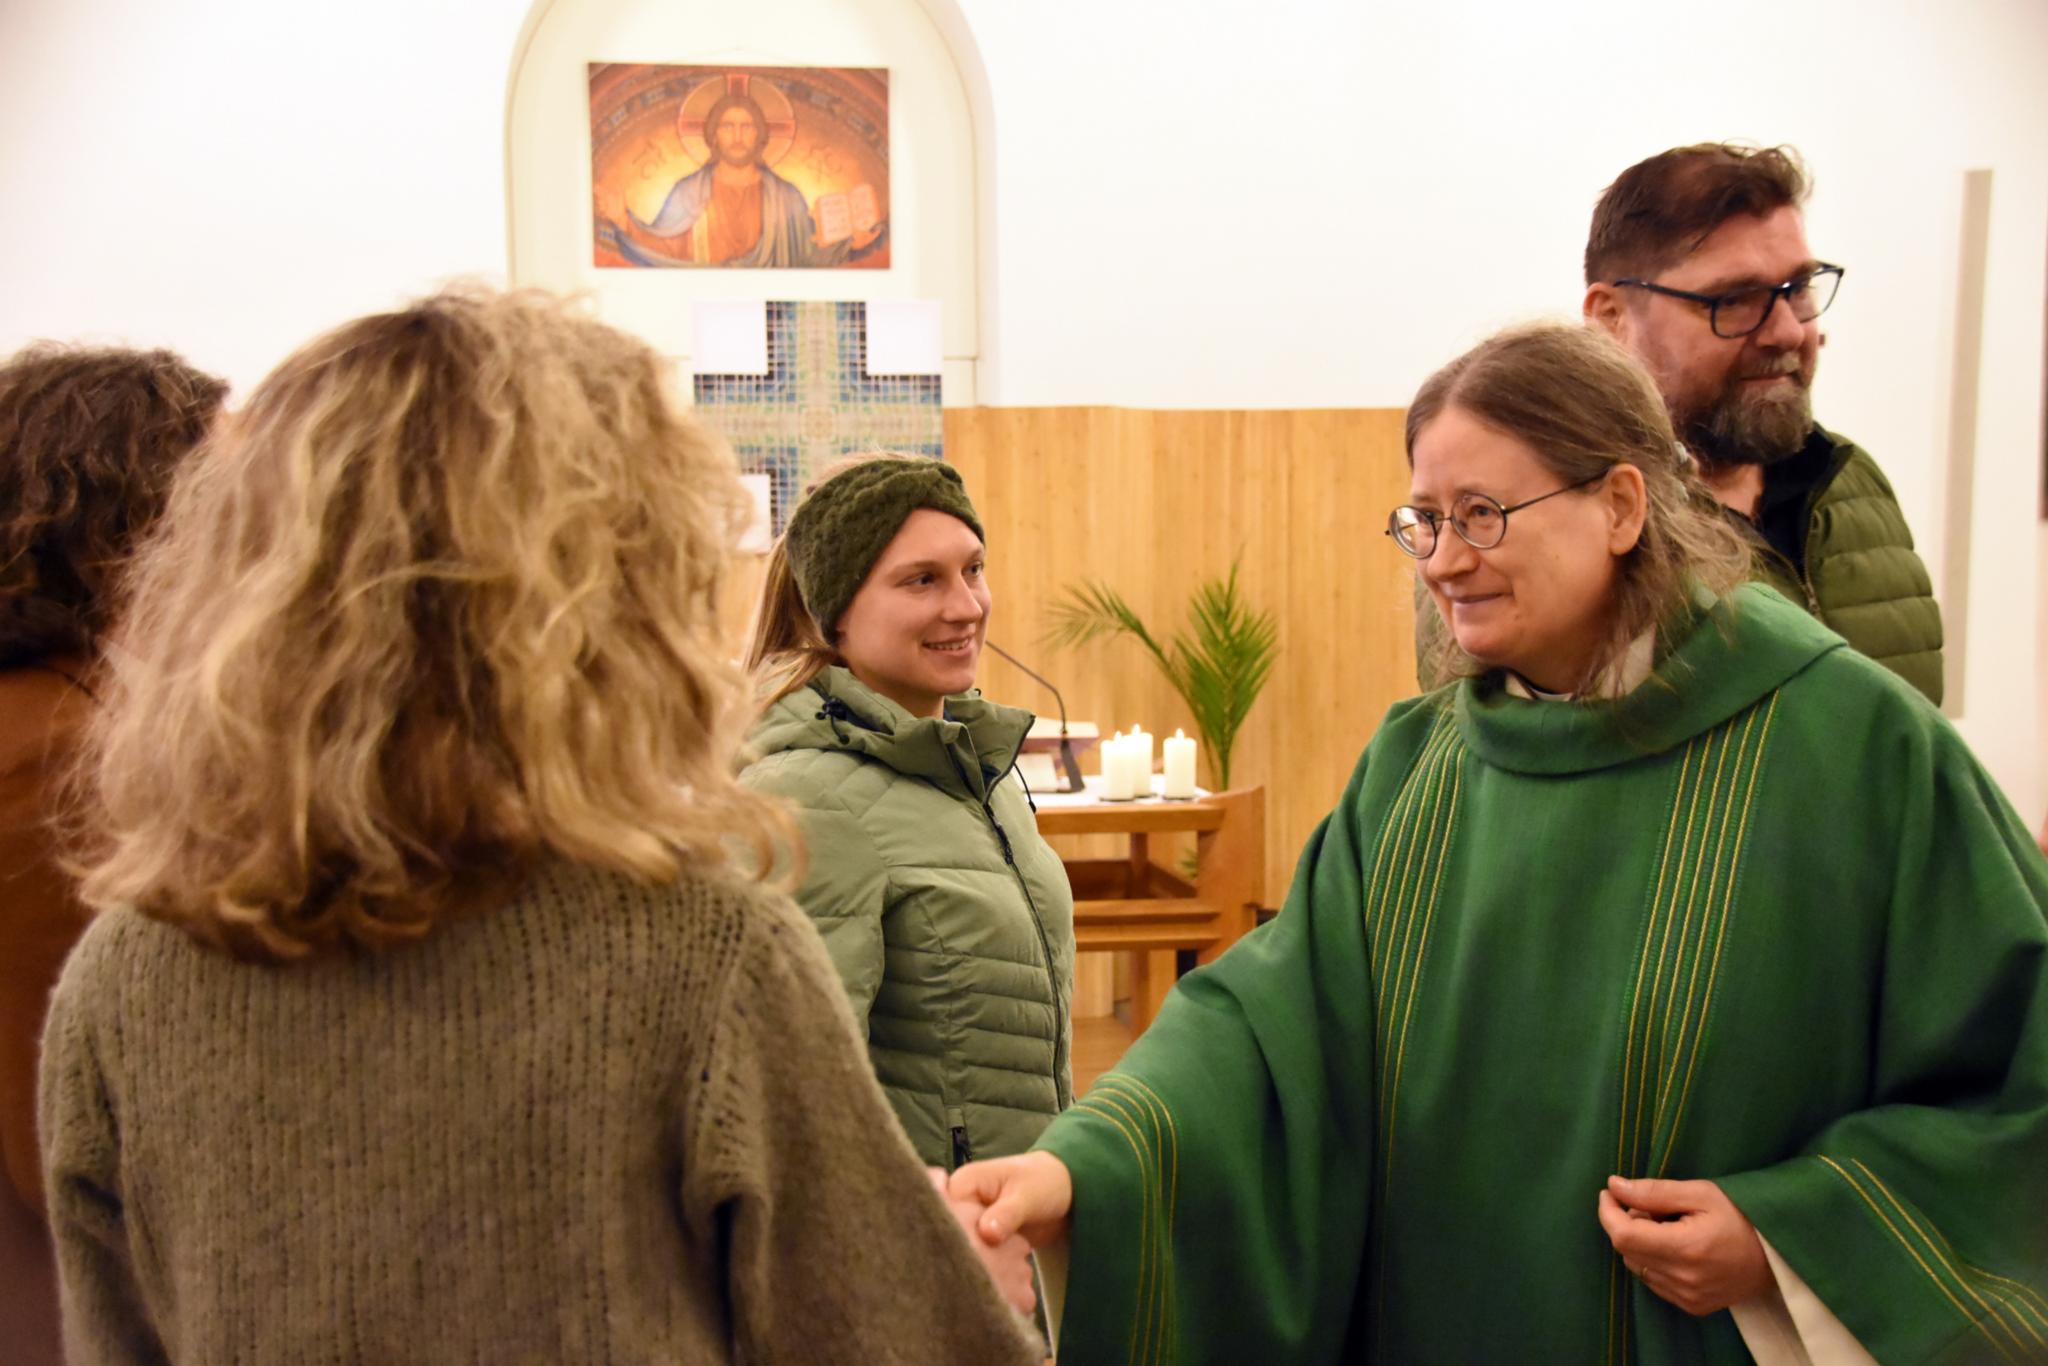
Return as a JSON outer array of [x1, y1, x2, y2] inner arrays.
[[1104, 1075, 1180, 1232], [1371, 724, 1463, 1171], [1382, 756, 1464, 1174], [1654, 692, 1779, 1172], [1610, 692, 1781, 1364], [1361, 714, 1466, 1349], [1645, 716, 1741, 1140], [1360, 710, 1453, 937], [1649, 704, 1757, 1130], [1969, 1268, 2048, 1353], [1097, 1076, 1182, 1356], [1849, 1157, 2042, 1357], [1817, 1154, 2023, 1363], [1086, 1088, 1173, 1361], [1068, 1090, 1167, 1365], [1611, 722, 1707, 1366], [1610, 735, 1702, 1366], [1615, 736, 1698, 1172], [1365, 715, 1458, 1003], [1625, 723, 1720, 1177], [1969, 1266, 2048, 1339], [1370, 723, 1458, 1069]]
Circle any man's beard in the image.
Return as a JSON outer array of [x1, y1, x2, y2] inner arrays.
[[1673, 357, 1814, 467]]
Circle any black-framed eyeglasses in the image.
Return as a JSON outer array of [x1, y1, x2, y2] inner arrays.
[[1611, 264, 1844, 340], [1384, 471, 1608, 559]]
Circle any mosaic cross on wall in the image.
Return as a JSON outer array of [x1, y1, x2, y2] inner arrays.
[[694, 302, 943, 535], [590, 65, 890, 270]]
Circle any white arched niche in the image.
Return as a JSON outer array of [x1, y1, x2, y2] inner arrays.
[[505, 0, 991, 402]]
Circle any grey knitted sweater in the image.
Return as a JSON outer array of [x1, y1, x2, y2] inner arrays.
[[36, 860, 1038, 1364]]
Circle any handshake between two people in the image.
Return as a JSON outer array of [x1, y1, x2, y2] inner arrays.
[[924, 1160, 1774, 1325], [926, 1153, 1076, 1317], [925, 1159, 1774, 1325]]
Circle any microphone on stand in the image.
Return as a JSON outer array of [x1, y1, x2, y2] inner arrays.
[[985, 640, 1087, 794]]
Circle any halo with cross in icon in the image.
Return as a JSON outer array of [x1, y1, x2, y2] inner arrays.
[[675, 72, 798, 169]]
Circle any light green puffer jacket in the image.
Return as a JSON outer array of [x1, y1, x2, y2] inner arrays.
[[741, 667, 1075, 1169]]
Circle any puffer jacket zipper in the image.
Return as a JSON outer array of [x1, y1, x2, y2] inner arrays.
[[1790, 433, 1855, 617], [1763, 542, 1821, 614], [948, 747, 1072, 1112]]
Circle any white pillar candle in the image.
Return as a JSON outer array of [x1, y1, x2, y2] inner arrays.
[[1130, 725, 1155, 799], [1162, 729, 1198, 798], [1119, 733, 1144, 800], [1102, 731, 1136, 800]]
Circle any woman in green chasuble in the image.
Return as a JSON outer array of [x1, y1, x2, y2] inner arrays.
[[953, 324, 2048, 1364]]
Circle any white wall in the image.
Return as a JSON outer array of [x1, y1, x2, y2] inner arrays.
[[1, 0, 2043, 821], [0, 0, 529, 390]]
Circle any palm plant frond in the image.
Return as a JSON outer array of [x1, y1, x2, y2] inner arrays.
[[1043, 555, 1279, 788], [1045, 580, 1156, 653], [1047, 581, 1186, 691]]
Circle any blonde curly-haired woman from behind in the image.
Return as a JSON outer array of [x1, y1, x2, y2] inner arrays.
[[35, 288, 1039, 1365]]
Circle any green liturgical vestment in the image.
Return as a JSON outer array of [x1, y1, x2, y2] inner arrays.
[[1036, 585, 2048, 1365]]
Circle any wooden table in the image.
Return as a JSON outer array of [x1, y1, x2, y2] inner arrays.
[[1034, 783, 1265, 1033]]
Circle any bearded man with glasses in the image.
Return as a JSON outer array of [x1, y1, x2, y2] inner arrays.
[[1581, 142, 1943, 705]]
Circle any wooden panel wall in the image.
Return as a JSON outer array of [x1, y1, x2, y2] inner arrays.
[[945, 406, 1419, 909]]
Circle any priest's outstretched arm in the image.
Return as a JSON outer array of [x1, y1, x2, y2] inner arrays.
[[958, 743, 1389, 1365]]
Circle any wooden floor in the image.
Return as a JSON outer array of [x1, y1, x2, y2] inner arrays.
[[1072, 1013, 1140, 1096]]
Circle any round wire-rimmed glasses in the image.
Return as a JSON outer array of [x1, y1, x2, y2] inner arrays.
[[1385, 471, 1608, 559]]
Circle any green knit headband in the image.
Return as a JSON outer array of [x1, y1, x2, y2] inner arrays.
[[783, 458, 985, 637]]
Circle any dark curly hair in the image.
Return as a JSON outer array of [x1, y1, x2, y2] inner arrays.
[[0, 344, 227, 664]]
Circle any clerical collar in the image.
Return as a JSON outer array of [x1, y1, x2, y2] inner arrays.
[[1503, 674, 1573, 702], [1502, 630, 1657, 703]]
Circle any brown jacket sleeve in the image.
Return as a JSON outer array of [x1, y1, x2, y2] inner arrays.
[[1, 668, 96, 1364], [684, 890, 1039, 1365], [0, 666, 95, 1220]]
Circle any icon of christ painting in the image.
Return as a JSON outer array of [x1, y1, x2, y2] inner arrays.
[[591, 65, 889, 270]]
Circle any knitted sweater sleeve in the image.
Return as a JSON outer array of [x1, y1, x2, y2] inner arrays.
[[36, 928, 168, 1365], [683, 891, 1038, 1365]]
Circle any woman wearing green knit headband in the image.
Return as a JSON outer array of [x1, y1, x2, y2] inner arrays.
[[743, 454, 1076, 1264]]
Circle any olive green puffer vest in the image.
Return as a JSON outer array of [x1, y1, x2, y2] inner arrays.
[[1743, 429, 1944, 706], [741, 668, 1075, 1169]]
